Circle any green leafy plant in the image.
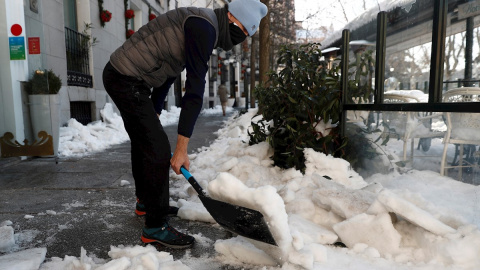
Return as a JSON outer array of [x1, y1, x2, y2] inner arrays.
[[81, 23, 98, 48], [249, 43, 347, 172], [25, 69, 62, 95], [346, 50, 375, 104]]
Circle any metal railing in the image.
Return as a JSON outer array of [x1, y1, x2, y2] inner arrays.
[[65, 27, 93, 87]]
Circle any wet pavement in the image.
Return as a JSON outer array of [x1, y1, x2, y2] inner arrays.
[[0, 109, 240, 265]]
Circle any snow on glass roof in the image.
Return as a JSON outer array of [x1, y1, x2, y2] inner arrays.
[[321, 0, 417, 49]]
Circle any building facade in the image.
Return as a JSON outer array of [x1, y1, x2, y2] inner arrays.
[[0, 0, 246, 157]]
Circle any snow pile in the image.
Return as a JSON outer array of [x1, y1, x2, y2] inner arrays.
[[58, 104, 180, 157], [58, 103, 128, 156], [1, 104, 480, 269], [169, 108, 480, 269], [39, 245, 190, 270], [321, 0, 418, 48], [201, 105, 234, 115]]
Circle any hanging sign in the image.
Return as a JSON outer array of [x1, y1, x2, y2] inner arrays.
[[28, 37, 41, 54], [458, 0, 480, 20], [9, 37, 26, 60]]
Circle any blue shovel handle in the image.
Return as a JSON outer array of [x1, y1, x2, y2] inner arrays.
[[171, 153, 206, 197]]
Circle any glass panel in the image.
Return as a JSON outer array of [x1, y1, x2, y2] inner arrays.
[[63, 0, 77, 30], [345, 109, 480, 185], [384, 0, 434, 102], [443, 0, 480, 91], [441, 89, 480, 182], [345, 18, 377, 106]]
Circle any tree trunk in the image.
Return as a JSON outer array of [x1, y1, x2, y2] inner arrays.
[[259, 0, 270, 85], [250, 35, 257, 108]]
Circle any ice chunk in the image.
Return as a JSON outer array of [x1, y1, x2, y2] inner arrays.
[[333, 213, 401, 256], [377, 189, 456, 235], [0, 226, 15, 252], [0, 248, 46, 270]]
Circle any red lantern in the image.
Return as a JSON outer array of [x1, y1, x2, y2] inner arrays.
[[100, 10, 112, 23], [126, 29, 135, 38], [149, 13, 156, 21], [125, 9, 135, 19], [218, 71, 222, 75]]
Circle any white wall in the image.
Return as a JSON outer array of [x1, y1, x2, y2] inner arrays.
[[1, 0, 231, 152], [0, 0, 28, 145]]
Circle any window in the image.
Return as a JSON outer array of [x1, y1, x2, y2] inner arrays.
[[63, 0, 77, 30]]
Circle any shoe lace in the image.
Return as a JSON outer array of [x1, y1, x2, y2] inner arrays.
[[166, 224, 182, 237]]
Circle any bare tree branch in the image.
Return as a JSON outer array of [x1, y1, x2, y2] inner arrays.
[[337, 0, 349, 23]]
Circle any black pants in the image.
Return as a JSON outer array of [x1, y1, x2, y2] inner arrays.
[[103, 62, 170, 227]]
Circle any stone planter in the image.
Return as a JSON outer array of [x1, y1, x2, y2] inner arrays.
[[237, 97, 245, 108], [227, 98, 236, 107], [28, 94, 61, 156]]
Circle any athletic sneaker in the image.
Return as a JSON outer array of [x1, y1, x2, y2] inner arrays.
[[141, 222, 195, 249], [135, 198, 179, 217]]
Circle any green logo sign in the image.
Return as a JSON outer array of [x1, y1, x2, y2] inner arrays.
[[9, 37, 26, 60]]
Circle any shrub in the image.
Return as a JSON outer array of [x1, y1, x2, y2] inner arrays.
[[249, 43, 346, 172], [25, 69, 62, 95]]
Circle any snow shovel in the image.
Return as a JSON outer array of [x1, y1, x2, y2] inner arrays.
[[180, 166, 277, 246]]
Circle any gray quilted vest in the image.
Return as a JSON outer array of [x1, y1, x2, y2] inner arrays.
[[110, 7, 219, 88]]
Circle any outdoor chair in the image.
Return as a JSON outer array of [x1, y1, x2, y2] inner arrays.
[[440, 87, 480, 180], [382, 93, 444, 162], [346, 97, 370, 125]]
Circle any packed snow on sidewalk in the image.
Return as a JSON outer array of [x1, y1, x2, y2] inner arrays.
[[1, 104, 479, 270]]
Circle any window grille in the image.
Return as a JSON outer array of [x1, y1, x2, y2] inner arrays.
[[65, 27, 93, 88], [70, 101, 92, 125]]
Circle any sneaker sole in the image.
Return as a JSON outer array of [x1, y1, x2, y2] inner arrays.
[[135, 208, 178, 217], [141, 235, 194, 249], [135, 212, 178, 217], [135, 209, 146, 216]]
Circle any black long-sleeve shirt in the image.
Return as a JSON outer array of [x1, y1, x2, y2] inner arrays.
[[151, 17, 216, 138]]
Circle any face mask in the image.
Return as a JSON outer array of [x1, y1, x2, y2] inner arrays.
[[229, 23, 247, 45]]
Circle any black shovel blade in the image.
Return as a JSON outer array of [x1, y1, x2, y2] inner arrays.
[[199, 193, 277, 246], [180, 166, 277, 246]]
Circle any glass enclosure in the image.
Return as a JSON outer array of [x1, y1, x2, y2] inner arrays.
[[384, 0, 434, 98], [342, 0, 480, 185], [443, 0, 480, 90]]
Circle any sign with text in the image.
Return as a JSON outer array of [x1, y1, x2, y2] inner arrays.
[[28, 37, 40, 54], [9, 36, 26, 60], [458, 0, 480, 20]]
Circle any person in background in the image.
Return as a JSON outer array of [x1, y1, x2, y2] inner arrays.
[[217, 84, 229, 116], [102, 0, 267, 249]]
